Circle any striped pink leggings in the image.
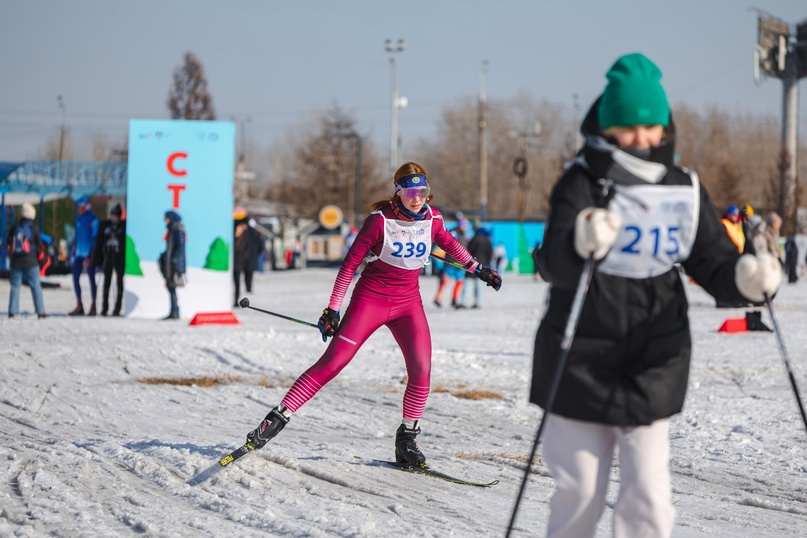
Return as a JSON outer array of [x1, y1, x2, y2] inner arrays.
[[281, 290, 431, 420]]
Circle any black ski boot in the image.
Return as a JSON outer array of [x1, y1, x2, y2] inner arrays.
[[246, 405, 290, 449], [395, 422, 426, 466]]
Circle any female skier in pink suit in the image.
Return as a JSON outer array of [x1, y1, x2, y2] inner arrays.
[[246, 162, 502, 465]]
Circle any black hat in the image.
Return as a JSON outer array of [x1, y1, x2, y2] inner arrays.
[[110, 204, 123, 217]]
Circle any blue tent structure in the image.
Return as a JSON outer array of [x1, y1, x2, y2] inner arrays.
[[0, 161, 127, 269]]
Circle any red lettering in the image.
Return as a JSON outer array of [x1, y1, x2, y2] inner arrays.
[[167, 184, 186, 208], [167, 152, 188, 177]]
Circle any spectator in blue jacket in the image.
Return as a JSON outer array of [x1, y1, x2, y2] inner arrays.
[[69, 196, 99, 316], [159, 210, 186, 320]]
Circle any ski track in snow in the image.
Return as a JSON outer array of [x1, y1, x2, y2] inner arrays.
[[1, 269, 807, 536]]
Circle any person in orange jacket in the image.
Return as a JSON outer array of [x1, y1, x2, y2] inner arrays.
[[720, 204, 744, 253]]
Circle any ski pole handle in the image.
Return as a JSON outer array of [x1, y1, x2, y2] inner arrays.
[[430, 252, 475, 274], [238, 297, 319, 329]]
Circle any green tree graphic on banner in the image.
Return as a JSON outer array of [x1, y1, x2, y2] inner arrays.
[[125, 235, 143, 276], [204, 237, 229, 271]]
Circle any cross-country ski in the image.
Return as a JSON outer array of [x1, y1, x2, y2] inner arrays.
[[376, 460, 499, 488]]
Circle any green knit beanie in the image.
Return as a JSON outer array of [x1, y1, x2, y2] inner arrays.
[[598, 53, 670, 130]]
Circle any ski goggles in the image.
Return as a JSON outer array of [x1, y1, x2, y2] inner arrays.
[[395, 173, 429, 198], [398, 186, 430, 199]]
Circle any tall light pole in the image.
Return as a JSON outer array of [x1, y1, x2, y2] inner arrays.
[[385, 38, 405, 173], [231, 116, 256, 202], [478, 60, 489, 221], [57, 95, 66, 161], [509, 122, 542, 222], [340, 132, 363, 227], [230, 116, 252, 165]]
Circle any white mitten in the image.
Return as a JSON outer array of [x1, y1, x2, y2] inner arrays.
[[574, 208, 622, 260], [735, 253, 782, 302]]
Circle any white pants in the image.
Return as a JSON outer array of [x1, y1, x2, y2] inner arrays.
[[542, 414, 675, 538]]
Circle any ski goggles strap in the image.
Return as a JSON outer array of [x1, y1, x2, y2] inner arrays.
[[399, 186, 430, 199]]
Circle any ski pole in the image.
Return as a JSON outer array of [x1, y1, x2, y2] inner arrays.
[[430, 252, 475, 274], [238, 297, 319, 329], [505, 256, 596, 538], [763, 292, 807, 435]]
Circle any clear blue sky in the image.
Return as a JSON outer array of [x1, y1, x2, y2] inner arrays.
[[1, 0, 805, 162]]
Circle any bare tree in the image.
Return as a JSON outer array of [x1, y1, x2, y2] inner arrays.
[[266, 105, 385, 221], [89, 134, 111, 161], [675, 104, 785, 218], [39, 127, 73, 160], [255, 95, 805, 232], [417, 97, 478, 214], [167, 51, 216, 120], [410, 92, 807, 226], [412, 93, 573, 220]]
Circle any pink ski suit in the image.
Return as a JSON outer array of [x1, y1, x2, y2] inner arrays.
[[280, 203, 477, 420]]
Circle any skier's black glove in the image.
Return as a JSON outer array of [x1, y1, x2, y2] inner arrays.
[[317, 307, 340, 342], [475, 265, 502, 291]]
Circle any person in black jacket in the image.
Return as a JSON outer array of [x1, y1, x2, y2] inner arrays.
[[531, 53, 782, 538], [159, 210, 186, 320], [92, 204, 126, 316], [233, 216, 260, 307], [784, 235, 798, 283], [6, 203, 47, 319], [464, 226, 493, 308]]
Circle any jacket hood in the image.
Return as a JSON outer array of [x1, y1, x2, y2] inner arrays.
[[164, 210, 182, 224]]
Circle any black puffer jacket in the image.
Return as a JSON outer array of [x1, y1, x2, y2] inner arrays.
[[530, 100, 748, 426], [92, 219, 126, 271], [6, 218, 43, 270]]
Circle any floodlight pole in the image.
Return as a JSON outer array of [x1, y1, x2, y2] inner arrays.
[[386, 39, 405, 173], [755, 14, 807, 234], [340, 132, 363, 227], [57, 95, 66, 161], [478, 60, 489, 221], [239, 117, 252, 165], [781, 61, 799, 231], [509, 123, 541, 222]]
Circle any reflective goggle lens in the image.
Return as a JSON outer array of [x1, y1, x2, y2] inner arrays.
[[400, 186, 430, 199]]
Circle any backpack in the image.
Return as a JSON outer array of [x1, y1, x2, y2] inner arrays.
[[11, 221, 34, 257]]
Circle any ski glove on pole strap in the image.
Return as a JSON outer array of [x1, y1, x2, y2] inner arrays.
[[475, 265, 502, 291], [735, 253, 782, 303], [318, 308, 340, 342]]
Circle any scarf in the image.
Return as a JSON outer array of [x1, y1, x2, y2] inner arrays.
[[390, 200, 427, 222]]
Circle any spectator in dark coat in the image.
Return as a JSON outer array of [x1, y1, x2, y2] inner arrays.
[[159, 210, 186, 320], [6, 203, 47, 318], [233, 217, 260, 306], [92, 204, 126, 316], [784, 235, 798, 283], [464, 226, 493, 308]]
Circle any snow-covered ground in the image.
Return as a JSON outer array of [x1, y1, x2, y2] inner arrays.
[[2, 267, 806, 537]]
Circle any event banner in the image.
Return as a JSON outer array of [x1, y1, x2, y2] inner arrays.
[[125, 119, 235, 319]]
